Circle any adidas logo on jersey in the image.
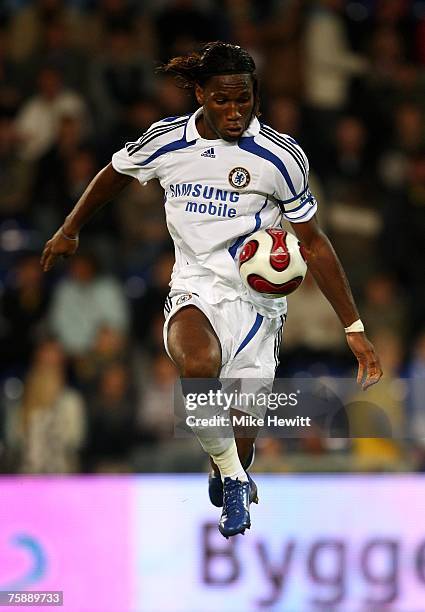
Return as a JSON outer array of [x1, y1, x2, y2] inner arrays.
[[201, 147, 216, 158]]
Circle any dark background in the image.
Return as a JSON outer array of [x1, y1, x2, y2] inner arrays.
[[0, 0, 424, 474]]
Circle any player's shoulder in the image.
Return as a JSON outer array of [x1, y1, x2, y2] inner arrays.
[[256, 123, 309, 169], [124, 113, 191, 157], [150, 114, 191, 130]]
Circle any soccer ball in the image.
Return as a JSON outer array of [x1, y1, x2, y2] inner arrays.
[[238, 228, 307, 298]]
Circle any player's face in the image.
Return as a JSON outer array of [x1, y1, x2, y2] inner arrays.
[[195, 74, 255, 142]]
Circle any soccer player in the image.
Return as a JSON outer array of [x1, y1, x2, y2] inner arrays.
[[40, 42, 382, 538]]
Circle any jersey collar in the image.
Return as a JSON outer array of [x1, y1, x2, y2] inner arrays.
[[185, 107, 260, 142]]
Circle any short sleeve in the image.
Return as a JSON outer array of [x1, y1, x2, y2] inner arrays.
[[112, 125, 164, 184], [273, 138, 318, 224]]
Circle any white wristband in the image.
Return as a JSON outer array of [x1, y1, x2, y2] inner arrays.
[[344, 319, 364, 333], [61, 228, 78, 241]]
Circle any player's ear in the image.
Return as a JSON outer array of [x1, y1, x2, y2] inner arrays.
[[195, 84, 204, 106]]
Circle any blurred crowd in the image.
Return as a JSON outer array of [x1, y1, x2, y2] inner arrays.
[[1, 0, 425, 474]]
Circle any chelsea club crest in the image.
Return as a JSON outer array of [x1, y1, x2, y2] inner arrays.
[[228, 167, 250, 189]]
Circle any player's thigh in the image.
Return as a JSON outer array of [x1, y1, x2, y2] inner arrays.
[[167, 305, 222, 377]]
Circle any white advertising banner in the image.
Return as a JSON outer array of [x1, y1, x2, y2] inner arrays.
[[136, 475, 425, 612]]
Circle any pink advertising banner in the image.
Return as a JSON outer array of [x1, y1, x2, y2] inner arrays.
[[0, 477, 133, 612]]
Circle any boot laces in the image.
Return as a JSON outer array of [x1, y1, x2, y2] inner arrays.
[[223, 479, 247, 514]]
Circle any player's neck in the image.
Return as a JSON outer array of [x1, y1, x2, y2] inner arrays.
[[196, 114, 219, 140]]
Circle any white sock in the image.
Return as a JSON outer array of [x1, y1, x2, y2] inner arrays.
[[211, 440, 248, 482]]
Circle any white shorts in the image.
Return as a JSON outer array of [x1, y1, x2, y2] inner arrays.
[[163, 292, 285, 417]]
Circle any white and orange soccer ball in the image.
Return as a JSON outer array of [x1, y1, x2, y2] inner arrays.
[[238, 228, 307, 298]]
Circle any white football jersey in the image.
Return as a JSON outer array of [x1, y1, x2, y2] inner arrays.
[[112, 107, 317, 318]]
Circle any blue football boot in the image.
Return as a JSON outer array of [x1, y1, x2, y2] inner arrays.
[[208, 471, 224, 507], [218, 477, 257, 538], [208, 444, 256, 507]]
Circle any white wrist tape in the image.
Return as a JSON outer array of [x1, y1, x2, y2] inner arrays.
[[344, 319, 364, 333]]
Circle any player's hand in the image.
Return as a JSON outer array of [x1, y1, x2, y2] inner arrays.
[[346, 332, 383, 390], [40, 227, 79, 272]]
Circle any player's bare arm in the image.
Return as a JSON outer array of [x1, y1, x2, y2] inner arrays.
[[291, 216, 383, 390], [40, 164, 133, 272]]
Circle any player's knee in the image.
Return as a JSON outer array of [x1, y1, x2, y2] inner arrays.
[[179, 348, 221, 378]]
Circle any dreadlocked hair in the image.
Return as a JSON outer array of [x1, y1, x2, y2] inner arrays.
[[159, 41, 260, 116]]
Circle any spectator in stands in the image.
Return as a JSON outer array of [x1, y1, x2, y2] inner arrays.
[[325, 115, 375, 195], [85, 361, 136, 472], [14, 65, 88, 160], [380, 150, 425, 333], [12, 338, 86, 473], [26, 18, 87, 92], [253, 0, 304, 98], [303, 0, 367, 155], [116, 179, 169, 269], [137, 352, 177, 441], [282, 271, 348, 374], [349, 330, 407, 471], [63, 149, 120, 265], [155, 75, 193, 117], [264, 95, 303, 141], [372, 0, 415, 61], [99, 96, 161, 166], [74, 324, 128, 395], [360, 273, 408, 340], [31, 115, 90, 235], [377, 102, 425, 191], [82, 0, 142, 54], [132, 250, 175, 349], [0, 116, 34, 216], [7, 0, 83, 64], [0, 27, 22, 114], [49, 251, 129, 356], [88, 25, 152, 133], [325, 117, 381, 292], [361, 26, 408, 143], [0, 253, 51, 374]]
